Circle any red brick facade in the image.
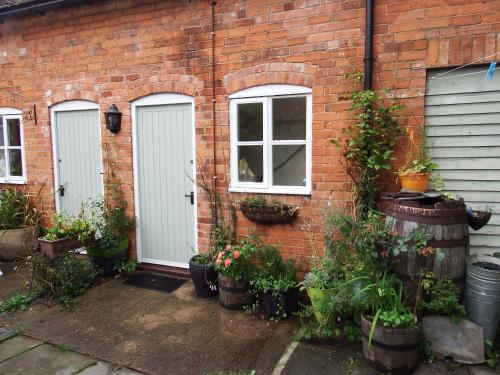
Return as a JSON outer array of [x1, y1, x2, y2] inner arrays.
[[1, 0, 499, 267]]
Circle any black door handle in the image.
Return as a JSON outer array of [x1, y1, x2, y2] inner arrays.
[[59, 185, 65, 197], [184, 191, 194, 205]]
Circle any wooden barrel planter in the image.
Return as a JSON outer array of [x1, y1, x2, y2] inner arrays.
[[386, 197, 469, 299], [361, 314, 421, 375], [218, 274, 254, 310]]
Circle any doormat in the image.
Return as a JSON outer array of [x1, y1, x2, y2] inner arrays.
[[124, 273, 186, 294]]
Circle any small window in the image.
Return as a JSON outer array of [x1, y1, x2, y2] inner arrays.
[[0, 108, 26, 184], [229, 85, 312, 194]]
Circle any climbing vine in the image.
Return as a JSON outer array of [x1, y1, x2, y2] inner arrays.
[[333, 73, 404, 217]]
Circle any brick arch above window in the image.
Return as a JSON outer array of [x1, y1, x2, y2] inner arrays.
[[223, 63, 318, 95]]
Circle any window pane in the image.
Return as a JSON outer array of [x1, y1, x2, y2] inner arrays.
[[273, 145, 306, 186], [238, 103, 263, 141], [7, 118, 21, 146], [0, 120, 4, 146], [0, 151, 5, 177], [273, 97, 306, 140], [238, 145, 263, 182], [9, 149, 23, 176]]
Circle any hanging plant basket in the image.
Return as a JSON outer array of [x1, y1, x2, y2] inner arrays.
[[467, 208, 492, 231], [240, 201, 298, 225]]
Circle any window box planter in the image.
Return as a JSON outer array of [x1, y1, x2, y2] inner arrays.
[[240, 201, 298, 225], [361, 314, 421, 375], [189, 255, 218, 298], [38, 232, 96, 261], [90, 237, 129, 277], [0, 226, 40, 261]]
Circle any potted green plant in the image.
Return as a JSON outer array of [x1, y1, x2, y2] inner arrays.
[[0, 187, 42, 261], [38, 212, 95, 260], [214, 237, 257, 310], [250, 244, 298, 319], [86, 201, 134, 277], [361, 270, 421, 375], [397, 129, 442, 192], [300, 257, 339, 324]]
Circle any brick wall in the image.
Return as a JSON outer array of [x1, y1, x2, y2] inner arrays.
[[1, 0, 499, 268]]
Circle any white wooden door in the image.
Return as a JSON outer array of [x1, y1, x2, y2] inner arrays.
[[426, 66, 500, 255], [53, 104, 103, 216], [134, 102, 195, 268]]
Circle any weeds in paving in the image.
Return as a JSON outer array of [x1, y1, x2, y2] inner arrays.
[[57, 343, 70, 352], [0, 293, 33, 313]]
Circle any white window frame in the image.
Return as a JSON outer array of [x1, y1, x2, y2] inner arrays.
[[229, 85, 312, 195], [0, 107, 27, 184]]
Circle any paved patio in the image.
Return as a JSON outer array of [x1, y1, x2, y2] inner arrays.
[[0, 263, 497, 375]]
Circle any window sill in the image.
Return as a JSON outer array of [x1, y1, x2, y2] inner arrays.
[[0, 179, 27, 185], [229, 186, 311, 196]]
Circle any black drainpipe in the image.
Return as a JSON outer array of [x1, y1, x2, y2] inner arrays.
[[364, 0, 375, 90]]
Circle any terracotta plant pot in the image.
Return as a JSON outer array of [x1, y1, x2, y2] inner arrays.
[[0, 226, 39, 261], [361, 314, 421, 375], [398, 172, 430, 193]]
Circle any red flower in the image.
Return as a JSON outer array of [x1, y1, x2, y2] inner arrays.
[[233, 250, 241, 259], [224, 258, 232, 267], [225, 244, 232, 251]]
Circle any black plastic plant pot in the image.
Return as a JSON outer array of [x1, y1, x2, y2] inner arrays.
[[189, 256, 219, 298], [92, 249, 127, 277], [261, 287, 299, 318]]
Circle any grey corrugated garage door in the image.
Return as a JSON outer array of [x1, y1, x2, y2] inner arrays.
[[426, 66, 500, 255]]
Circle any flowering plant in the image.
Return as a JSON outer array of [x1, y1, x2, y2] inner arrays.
[[214, 237, 257, 281]]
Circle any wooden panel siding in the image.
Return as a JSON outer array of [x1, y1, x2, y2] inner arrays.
[[426, 66, 500, 255]]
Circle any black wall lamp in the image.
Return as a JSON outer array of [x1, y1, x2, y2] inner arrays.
[[104, 104, 122, 134]]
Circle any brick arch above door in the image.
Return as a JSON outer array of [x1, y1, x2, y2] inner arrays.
[[223, 62, 319, 95]]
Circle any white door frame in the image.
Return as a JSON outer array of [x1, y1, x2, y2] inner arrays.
[[50, 100, 103, 212], [131, 93, 197, 268]]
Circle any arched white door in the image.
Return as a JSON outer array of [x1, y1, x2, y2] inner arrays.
[[132, 94, 196, 268], [51, 100, 103, 216]]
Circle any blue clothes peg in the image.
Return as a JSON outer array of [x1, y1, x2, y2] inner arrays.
[[485, 61, 496, 80]]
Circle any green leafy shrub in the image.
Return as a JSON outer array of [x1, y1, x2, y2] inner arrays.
[[33, 254, 99, 305], [0, 187, 42, 230], [113, 259, 138, 273], [420, 276, 465, 323], [0, 293, 33, 313], [250, 244, 297, 319]]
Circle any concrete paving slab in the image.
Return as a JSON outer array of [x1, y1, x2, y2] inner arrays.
[[2, 278, 296, 375], [77, 361, 142, 375], [0, 343, 96, 375], [0, 335, 41, 362], [0, 328, 17, 343]]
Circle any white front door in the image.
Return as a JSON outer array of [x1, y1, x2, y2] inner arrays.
[[52, 101, 103, 216], [133, 95, 196, 268]]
